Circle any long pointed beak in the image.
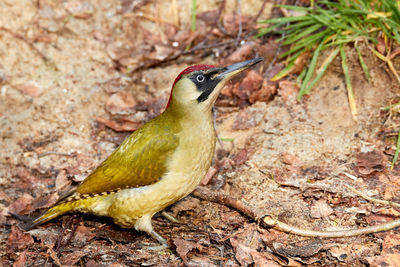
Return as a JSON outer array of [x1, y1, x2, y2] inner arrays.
[[218, 57, 263, 81]]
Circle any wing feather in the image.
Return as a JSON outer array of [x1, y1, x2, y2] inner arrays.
[[76, 119, 180, 195]]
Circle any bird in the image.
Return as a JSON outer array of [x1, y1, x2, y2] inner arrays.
[[23, 57, 263, 247]]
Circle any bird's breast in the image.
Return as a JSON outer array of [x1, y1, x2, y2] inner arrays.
[[109, 117, 216, 226]]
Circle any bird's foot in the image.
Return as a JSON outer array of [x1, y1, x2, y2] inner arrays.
[[145, 230, 169, 250], [161, 211, 180, 223]]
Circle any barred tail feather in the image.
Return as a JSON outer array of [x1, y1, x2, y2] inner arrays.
[[23, 204, 71, 230]]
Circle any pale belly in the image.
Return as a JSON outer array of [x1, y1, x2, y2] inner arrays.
[[93, 126, 216, 229]]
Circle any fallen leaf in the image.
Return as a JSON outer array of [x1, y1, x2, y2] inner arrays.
[[310, 199, 333, 218], [226, 42, 257, 64], [391, 46, 400, 59], [8, 194, 34, 215], [382, 233, 400, 254], [249, 81, 276, 103], [220, 82, 237, 97], [223, 13, 253, 35], [7, 225, 34, 251], [356, 150, 386, 176], [64, 0, 93, 19], [30, 192, 58, 212], [251, 251, 281, 267], [105, 91, 136, 115], [173, 238, 204, 263], [72, 225, 96, 246], [55, 169, 71, 191], [106, 42, 133, 61], [101, 78, 126, 94], [365, 214, 394, 225], [95, 117, 142, 132], [272, 239, 323, 264], [234, 149, 249, 165], [376, 36, 386, 55], [233, 70, 264, 100], [12, 83, 43, 97], [367, 254, 400, 267], [13, 250, 27, 267], [29, 228, 59, 246], [197, 10, 219, 26], [60, 251, 86, 266], [280, 152, 302, 166], [230, 224, 264, 266], [291, 51, 310, 74], [171, 197, 200, 216]]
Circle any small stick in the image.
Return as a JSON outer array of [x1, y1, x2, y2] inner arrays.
[[192, 186, 400, 238], [344, 183, 400, 208], [262, 215, 400, 237]]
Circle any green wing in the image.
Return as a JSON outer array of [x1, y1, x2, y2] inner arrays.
[[76, 117, 180, 195]]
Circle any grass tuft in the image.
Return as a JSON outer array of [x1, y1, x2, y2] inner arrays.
[[258, 0, 400, 120]]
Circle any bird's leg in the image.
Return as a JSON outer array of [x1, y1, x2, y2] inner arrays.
[[148, 230, 169, 250], [135, 214, 169, 249], [161, 211, 180, 223]]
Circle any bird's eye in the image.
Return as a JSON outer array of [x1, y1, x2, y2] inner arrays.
[[196, 75, 205, 82]]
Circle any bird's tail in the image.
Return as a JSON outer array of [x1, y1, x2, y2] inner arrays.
[[22, 202, 73, 230]]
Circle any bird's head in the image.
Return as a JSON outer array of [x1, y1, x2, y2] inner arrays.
[[166, 57, 263, 113]]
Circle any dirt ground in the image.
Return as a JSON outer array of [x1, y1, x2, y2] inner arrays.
[[1, 0, 400, 266]]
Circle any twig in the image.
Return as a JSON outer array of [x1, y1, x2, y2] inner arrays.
[[344, 183, 400, 208], [261, 215, 400, 237], [192, 186, 400, 238], [192, 186, 258, 219], [254, 0, 268, 22]]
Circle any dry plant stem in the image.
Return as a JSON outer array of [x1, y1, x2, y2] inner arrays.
[[262, 215, 400, 237], [193, 186, 400, 238], [344, 183, 400, 208]]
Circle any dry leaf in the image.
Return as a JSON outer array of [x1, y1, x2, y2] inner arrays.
[[171, 197, 200, 216], [173, 238, 203, 263], [7, 225, 34, 251], [105, 91, 136, 115], [226, 42, 257, 64], [13, 250, 27, 267], [310, 199, 333, 218], [95, 117, 142, 132], [8, 194, 34, 215], [249, 81, 276, 103], [356, 150, 386, 176], [367, 254, 400, 267], [12, 83, 43, 97], [233, 70, 264, 100]]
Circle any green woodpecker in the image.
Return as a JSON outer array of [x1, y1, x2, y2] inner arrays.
[[25, 57, 263, 246]]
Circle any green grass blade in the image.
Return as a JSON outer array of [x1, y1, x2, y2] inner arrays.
[[391, 128, 400, 170], [355, 45, 371, 82], [259, 16, 310, 24], [191, 0, 196, 32], [283, 24, 322, 45], [301, 47, 340, 96], [298, 40, 325, 99]]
